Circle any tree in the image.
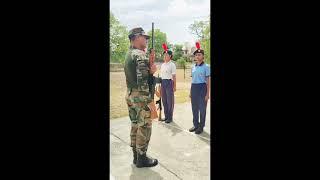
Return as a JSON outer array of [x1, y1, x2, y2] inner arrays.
[[110, 12, 129, 63], [173, 44, 184, 61], [177, 57, 187, 79], [189, 18, 211, 64], [188, 21, 208, 40], [147, 29, 167, 62], [201, 24, 210, 64]]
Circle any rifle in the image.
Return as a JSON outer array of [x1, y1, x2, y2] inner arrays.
[[152, 22, 154, 52], [148, 22, 163, 120], [155, 74, 162, 121], [149, 22, 156, 101], [148, 22, 158, 119]]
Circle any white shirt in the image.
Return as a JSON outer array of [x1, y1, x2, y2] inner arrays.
[[160, 60, 176, 79]]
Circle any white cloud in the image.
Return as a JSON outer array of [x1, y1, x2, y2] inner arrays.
[[110, 0, 210, 44], [166, 0, 210, 18], [110, 0, 158, 9], [167, 0, 189, 17]]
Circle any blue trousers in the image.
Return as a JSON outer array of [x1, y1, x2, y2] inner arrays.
[[191, 83, 207, 128], [161, 79, 174, 120]]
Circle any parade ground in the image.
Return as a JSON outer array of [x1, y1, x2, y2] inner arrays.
[[110, 102, 211, 180]]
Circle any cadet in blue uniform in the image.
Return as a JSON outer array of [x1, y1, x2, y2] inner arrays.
[[189, 42, 210, 134]]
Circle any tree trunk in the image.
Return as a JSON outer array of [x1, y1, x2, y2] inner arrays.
[[184, 65, 185, 79]]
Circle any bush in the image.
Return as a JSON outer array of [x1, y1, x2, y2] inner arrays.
[[176, 57, 187, 68]]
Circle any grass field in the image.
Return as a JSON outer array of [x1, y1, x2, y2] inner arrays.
[[110, 67, 192, 119]]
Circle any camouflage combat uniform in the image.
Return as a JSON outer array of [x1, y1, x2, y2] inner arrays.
[[124, 46, 153, 155]]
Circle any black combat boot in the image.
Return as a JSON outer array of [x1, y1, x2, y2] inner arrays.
[[132, 148, 137, 164], [136, 153, 158, 168]]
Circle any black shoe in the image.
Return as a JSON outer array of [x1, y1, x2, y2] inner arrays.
[[159, 118, 167, 121], [195, 128, 203, 134], [189, 126, 198, 132], [165, 119, 172, 123], [136, 153, 158, 168], [132, 148, 137, 164]]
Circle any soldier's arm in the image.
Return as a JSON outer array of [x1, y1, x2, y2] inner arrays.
[[149, 49, 155, 65], [134, 54, 150, 92], [150, 63, 157, 74]]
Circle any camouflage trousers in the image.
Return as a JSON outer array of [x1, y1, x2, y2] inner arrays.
[[125, 88, 152, 155]]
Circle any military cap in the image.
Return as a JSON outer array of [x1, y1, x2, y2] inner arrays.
[[128, 27, 150, 40], [193, 42, 204, 55]]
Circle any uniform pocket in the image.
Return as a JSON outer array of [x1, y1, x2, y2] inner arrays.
[[137, 105, 151, 127], [143, 104, 151, 118], [126, 96, 133, 106], [128, 107, 137, 123], [144, 108, 151, 118]]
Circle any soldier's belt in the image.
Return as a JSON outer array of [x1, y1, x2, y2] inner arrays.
[[128, 88, 149, 96], [129, 88, 139, 91]]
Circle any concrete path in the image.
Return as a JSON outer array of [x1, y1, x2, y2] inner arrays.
[[110, 101, 211, 180]]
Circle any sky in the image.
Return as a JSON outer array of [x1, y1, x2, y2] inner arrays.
[[110, 0, 210, 45]]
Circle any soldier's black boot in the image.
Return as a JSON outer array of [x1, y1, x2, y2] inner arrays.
[[136, 153, 158, 168], [132, 148, 137, 164]]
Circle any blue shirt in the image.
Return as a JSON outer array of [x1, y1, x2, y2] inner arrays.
[[191, 62, 210, 84]]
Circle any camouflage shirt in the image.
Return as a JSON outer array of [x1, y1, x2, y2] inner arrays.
[[124, 47, 151, 98]]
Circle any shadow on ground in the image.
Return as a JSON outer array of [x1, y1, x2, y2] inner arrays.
[[197, 130, 211, 145], [157, 121, 184, 136], [129, 164, 164, 180]]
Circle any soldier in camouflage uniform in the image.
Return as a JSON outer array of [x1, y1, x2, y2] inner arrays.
[[124, 27, 158, 168]]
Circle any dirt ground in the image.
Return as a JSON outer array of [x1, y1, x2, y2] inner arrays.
[[110, 67, 192, 119]]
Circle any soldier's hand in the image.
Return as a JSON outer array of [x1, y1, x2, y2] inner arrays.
[[149, 49, 155, 63], [150, 64, 157, 74], [148, 102, 156, 112], [150, 49, 155, 56]]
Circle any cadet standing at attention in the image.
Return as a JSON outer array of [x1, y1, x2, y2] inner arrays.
[[189, 42, 211, 134], [160, 43, 176, 123]]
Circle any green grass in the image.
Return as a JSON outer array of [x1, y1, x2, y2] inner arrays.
[[109, 68, 192, 119]]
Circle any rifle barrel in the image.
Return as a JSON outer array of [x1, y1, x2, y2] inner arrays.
[[152, 22, 154, 49]]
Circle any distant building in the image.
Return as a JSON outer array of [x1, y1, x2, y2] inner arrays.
[[182, 42, 196, 62]]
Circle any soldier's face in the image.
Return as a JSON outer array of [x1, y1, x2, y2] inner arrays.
[[137, 35, 148, 49]]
